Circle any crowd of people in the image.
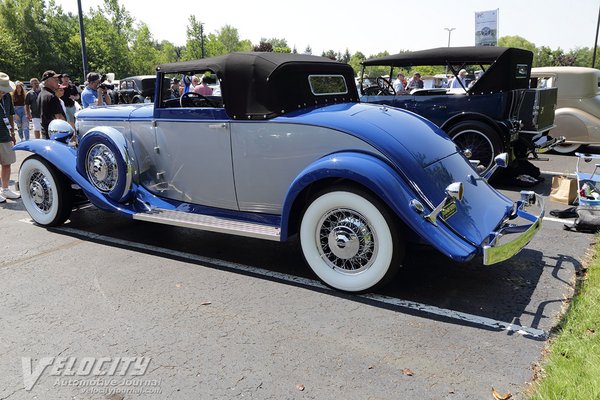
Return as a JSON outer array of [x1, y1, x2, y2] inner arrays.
[[0, 69, 112, 203], [391, 69, 473, 94]]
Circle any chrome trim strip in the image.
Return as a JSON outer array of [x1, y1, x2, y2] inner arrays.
[[483, 193, 544, 265]]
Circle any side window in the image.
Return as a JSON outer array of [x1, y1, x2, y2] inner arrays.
[[160, 72, 223, 109], [308, 75, 348, 96]]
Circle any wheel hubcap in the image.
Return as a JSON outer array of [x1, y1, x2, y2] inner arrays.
[[86, 144, 118, 192], [28, 171, 53, 213], [317, 208, 378, 274]]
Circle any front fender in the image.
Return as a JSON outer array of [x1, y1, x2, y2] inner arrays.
[[280, 152, 477, 262], [13, 139, 135, 215]]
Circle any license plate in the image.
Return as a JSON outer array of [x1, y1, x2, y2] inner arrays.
[[441, 201, 457, 220]]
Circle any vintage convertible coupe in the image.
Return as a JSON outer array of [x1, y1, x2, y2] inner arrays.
[[15, 52, 543, 293], [360, 47, 560, 173]]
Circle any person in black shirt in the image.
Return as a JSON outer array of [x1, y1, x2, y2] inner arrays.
[[59, 73, 80, 128], [37, 70, 66, 139]]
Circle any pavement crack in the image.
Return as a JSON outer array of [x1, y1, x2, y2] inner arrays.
[[0, 240, 81, 269]]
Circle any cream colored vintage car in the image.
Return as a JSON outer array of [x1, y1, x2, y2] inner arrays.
[[531, 66, 600, 154]]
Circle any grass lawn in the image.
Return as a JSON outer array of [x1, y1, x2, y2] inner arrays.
[[528, 237, 600, 399]]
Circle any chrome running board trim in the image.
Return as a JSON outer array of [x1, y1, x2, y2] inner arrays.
[[133, 208, 281, 241]]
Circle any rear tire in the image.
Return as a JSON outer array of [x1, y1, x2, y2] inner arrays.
[[553, 143, 582, 155], [299, 187, 404, 292], [447, 121, 503, 174], [19, 156, 72, 226]]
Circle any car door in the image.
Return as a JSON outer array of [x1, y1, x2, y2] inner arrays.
[[151, 108, 238, 210]]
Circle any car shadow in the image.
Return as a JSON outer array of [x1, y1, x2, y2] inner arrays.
[[39, 204, 582, 341]]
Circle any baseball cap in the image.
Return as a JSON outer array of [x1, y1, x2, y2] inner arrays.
[[41, 70, 60, 81]]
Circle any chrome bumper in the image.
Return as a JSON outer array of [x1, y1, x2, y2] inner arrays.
[[483, 191, 544, 265]]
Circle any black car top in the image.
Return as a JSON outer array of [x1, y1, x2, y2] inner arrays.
[[157, 52, 359, 120], [119, 75, 157, 97], [362, 46, 533, 93]]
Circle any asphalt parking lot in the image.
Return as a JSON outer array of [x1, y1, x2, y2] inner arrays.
[[0, 149, 595, 400]]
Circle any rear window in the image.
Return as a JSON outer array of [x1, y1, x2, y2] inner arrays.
[[308, 75, 348, 96]]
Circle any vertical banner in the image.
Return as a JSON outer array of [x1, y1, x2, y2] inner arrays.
[[475, 9, 498, 46]]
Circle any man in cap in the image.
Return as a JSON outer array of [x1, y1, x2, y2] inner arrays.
[[59, 73, 80, 126], [81, 72, 111, 108], [0, 72, 21, 202], [37, 70, 66, 139]]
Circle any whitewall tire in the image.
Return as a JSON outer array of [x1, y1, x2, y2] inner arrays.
[[300, 188, 403, 292], [19, 156, 72, 226]]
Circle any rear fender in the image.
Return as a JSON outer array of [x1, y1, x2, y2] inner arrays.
[[280, 152, 477, 262], [13, 139, 135, 215], [441, 112, 509, 139]]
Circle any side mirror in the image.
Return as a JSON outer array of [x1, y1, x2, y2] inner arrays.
[[48, 120, 75, 143]]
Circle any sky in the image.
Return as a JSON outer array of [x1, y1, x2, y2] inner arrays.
[[54, 0, 599, 57]]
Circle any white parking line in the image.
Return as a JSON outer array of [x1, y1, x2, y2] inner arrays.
[[541, 170, 576, 178], [17, 223, 544, 340]]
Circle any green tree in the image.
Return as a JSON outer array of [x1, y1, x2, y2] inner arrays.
[[253, 41, 273, 52], [304, 45, 312, 55], [321, 50, 337, 60], [182, 15, 205, 60], [0, 0, 54, 79], [84, 7, 131, 77], [348, 51, 366, 76], [498, 35, 536, 54], [156, 41, 182, 65], [0, 25, 26, 78], [535, 46, 554, 67], [218, 25, 244, 53], [130, 23, 160, 74], [339, 49, 351, 64]]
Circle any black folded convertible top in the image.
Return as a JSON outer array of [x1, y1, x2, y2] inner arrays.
[[362, 46, 530, 67], [362, 46, 533, 92], [157, 52, 359, 119]]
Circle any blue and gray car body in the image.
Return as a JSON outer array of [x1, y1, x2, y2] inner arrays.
[[15, 100, 542, 265], [15, 52, 544, 294]]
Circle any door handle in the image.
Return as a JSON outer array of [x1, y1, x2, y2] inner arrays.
[[208, 123, 227, 129]]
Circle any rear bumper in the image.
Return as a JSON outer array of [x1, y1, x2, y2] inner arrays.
[[483, 191, 544, 265]]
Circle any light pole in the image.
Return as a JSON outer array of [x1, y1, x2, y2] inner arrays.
[[444, 28, 455, 75], [77, 0, 88, 80], [444, 27, 456, 47]]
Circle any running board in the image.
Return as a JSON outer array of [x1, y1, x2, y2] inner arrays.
[[133, 208, 281, 241]]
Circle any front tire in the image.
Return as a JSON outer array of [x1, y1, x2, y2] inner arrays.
[[447, 121, 503, 174], [299, 187, 404, 292], [19, 156, 72, 226]]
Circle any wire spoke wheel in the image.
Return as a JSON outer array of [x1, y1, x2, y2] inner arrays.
[[317, 208, 377, 274], [300, 188, 404, 292]]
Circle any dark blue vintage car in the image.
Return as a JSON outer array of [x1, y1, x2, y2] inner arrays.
[[15, 52, 543, 293], [360, 47, 560, 175]]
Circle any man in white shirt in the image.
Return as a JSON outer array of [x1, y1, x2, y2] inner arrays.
[[449, 69, 468, 89]]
